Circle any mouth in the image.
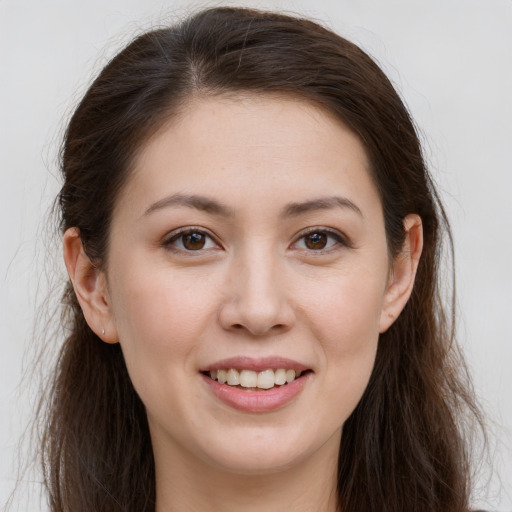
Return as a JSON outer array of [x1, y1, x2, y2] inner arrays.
[[201, 368, 312, 391], [200, 357, 312, 411]]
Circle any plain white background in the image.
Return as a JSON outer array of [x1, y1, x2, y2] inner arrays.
[[1, 0, 511, 510]]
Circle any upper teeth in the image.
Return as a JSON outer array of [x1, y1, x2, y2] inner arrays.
[[209, 369, 301, 389]]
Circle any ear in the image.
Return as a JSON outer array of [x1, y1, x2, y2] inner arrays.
[[63, 227, 119, 344], [379, 214, 423, 333]]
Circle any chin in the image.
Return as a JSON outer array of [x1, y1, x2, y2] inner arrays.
[[193, 424, 339, 476], [205, 445, 310, 475]]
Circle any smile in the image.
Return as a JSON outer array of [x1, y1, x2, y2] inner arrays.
[[200, 358, 312, 412], [205, 368, 304, 390]]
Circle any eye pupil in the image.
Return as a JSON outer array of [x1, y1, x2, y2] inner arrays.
[[183, 232, 206, 250], [305, 232, 327, 250]]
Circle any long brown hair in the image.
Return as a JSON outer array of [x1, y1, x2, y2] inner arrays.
[[40, 7, 482, 511]]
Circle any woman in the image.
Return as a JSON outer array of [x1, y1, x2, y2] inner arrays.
[[42, 6, 483, 512]]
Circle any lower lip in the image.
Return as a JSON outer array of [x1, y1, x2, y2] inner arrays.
[[201, 373, 309, 413]]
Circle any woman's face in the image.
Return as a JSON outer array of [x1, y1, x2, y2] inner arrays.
[[99, 94, 414, 475]]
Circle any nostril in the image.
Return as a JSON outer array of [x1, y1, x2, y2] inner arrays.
[[230, 322, 287, 335]]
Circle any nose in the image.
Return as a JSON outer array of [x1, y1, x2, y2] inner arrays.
[[218, 249, 295, 337]]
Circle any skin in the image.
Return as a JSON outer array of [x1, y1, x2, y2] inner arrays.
[[64, 94, 423, 512]]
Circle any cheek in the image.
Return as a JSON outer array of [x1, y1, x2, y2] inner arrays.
[[107, 260, 222, 386], [112, 261, 213, 337], [320, 282, 381, 372], [300, 263, 387, 348], [297, 266, 386, 411], [107, 265, 223, 422]]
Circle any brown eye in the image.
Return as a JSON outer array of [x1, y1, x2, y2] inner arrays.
[[304, 232, 328, 250], [183, 232, 206, 250], [165, 229, 218, 252], [292, 228, 347, 252]]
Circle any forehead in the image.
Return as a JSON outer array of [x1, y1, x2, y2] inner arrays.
[[118, 93, 381, 220]]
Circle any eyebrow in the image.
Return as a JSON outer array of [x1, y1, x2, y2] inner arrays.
[[143, 193, 235, 218], [143, 193, 363, 219], [282, 196, 363, 218]]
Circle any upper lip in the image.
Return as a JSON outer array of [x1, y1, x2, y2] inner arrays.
[[200, 356, 310, 373]]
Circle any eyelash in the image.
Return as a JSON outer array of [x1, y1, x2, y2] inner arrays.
[[291, 227, 351, 253], [162, 227, 350, 254], [163, 227, 221, 254]]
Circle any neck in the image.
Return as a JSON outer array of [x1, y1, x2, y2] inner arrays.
[[153, 432, 341, 512]]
